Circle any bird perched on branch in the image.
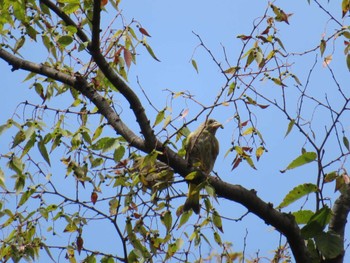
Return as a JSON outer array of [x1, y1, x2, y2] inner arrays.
[[184, 119, 223, 214]]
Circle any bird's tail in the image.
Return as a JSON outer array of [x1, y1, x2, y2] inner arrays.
[[183, 183, 200, 214]]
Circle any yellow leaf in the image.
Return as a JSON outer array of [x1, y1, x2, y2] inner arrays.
[[256, 146, 264, 161], [323, 55, 332, 67]]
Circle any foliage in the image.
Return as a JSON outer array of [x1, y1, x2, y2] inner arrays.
[[0, 0, 349, 262]]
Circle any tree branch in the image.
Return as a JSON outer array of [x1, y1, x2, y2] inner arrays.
[[40, 0, 89, 43], [209, 178, 311, 263], [41, 0, 158, 151], [0, 47, 146, 151], [1, 2, 313, 259], [90, 0, 101, 52], [0, 45, 311, 262], [323, 185, 350, 263]]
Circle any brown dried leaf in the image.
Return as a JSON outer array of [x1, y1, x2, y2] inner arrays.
[[139, 27, 151, 37]]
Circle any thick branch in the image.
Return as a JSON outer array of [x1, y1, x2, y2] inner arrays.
[[0, 47, 146, 151], [41, 0, 158, 151], [323, 185, 350, 263], [1, 1, 313, 258], [0, 46, 311, 262], [209, 178, 311, 263], [90, 0, 101, 52]]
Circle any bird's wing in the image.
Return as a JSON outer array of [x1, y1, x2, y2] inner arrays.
[[185, 130, 196, 162]]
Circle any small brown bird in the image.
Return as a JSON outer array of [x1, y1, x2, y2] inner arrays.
[[184, 119, 223, 214]]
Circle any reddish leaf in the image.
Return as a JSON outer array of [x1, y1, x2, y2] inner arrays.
[[139, 27, 151, 37], [181, 108, 189, 119], [113, 47, 123, 64], [242, 146, 253, 153], [101, 0, 108, 7], [232, 156, 242, 170], [123, 48, 132, 69], [133, 212, 142, 218], [91, 191, 98, 205], [240, 120, 249, 128], [237, 35, 252, 41], [77, 236, 83, 255], [261, 26, 270, 35], [257, 104, 269, 109]]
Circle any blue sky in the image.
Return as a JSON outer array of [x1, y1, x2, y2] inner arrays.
[[0, 0, 349, 261]]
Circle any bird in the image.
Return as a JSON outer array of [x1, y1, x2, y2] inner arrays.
[[183, 119, 223, 214]]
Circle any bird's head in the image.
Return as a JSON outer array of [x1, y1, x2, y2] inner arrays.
[[204, 119, 223, 134]]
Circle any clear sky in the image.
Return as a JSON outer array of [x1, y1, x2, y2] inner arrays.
[[0, 0, 349, 262]]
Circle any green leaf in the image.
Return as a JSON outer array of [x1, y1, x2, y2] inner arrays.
[[57, 0, 79, 3], [83, 255, 96, 263], [90, 137, 118, 152], [163, 115, 172, 129], [272, 77, 286, 87], [281, 151, 317, 172], [224, 67, 240, 75], [314, 231, 343, 259], [347, 54, 350, 72], [0, 120, 12, 135], [8, 156, 24, 174], [64, 222, 78, 233], [255, 51, 263, 65], [275, 37, 286, 51], [343, 136, 350, 151], [81, 131, 92, 145], [277, 183, 318, 209], [213, 232, 222, 245], [113, 146, 125, 162], [291, 74, 302, 86], [0, 168, 6, 190], [42, 35, 52, 53], [57, 35, 73, 47], [21, 132, 36, 158], [13, 1, 26, 21], [191, 59, 199, 73], [320, 39, 326, 57], [324, 171, 338, 183], [91, 157, 103, 168], [18, 188, 36, 208], [92, 125, 104, 141], [292, 210, 314, 224], [13, 36, 25, 54], [285, 119, 295, 137], [301, 206, 331, 238], [245, 51, 255, 68], [245, 156, 256, 170], [144, 42, 160, 62], [178, 210, 191, 229], [38, 138, 51, 166], [153, 109, 165, 127], [14, 174, 26, 194], [26, 25, 37, 41], [185, 171, 199, 181], [212, 210, 223, 233], [228, 82, 236, 96], [161, 211, 172, 232], [11, 130, 26, 149]]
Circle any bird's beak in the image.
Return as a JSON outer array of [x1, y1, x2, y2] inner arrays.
[[214, 122, 224, 129]]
